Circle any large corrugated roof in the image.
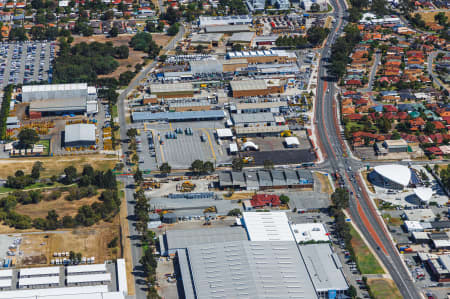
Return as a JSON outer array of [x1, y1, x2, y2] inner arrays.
[[242, 212, 295, 241], [132, 110, 226, 122], [180, 240, 318, 299], [232, 112, 274, 124], [22, 83, 88, 93], [65, 124, 96, 143], [165, 227, 248, 251], [150, 83, 194, 94], [29, 98, 87, 112], [299, 243, 349, 292], [230, 79, 267, 91]]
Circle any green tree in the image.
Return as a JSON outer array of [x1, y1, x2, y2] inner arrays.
[[119, 71, 135, 86], [63, 166, 77, 184], [307, 26, 330, 46], [227, 208, 242, 216], [134, 169, 144, 184], [18, 128, 39, 149], [159, 163, 172, 176], [167, 23, 180, 36], [114, 45, 129, 59], [190, 160, 204, 175], [31, 161, 44, 180], [109, 27, 119, 37], [348, 285, 357, 298], [127, 128, 138, 139], [232, 158, 243, 171], [203, 161, 215, 174], [280, 194, 290, 205]]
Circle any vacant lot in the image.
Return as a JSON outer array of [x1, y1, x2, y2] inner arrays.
[[418, 11, 450, 23], [349, 226, 385, 274], [367, 278, 402, 299], [15, 192, 101, 219], [315, 172, 332, 194], [72, 34, 171, 79], [0, 155, 117, 179], [18, 220, 120, 266]]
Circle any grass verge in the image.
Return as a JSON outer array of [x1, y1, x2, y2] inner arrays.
[[349, 225, 385, 274], [367, 278, 402, 299]]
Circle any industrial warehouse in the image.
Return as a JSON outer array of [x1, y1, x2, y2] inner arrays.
[[218, 169, 314, 190], [162, 212, 348, 299], [22, 83, 98, 117]]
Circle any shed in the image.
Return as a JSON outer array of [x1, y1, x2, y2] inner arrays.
[[285, 136, 300, 148], [64, 124, 96, 147]]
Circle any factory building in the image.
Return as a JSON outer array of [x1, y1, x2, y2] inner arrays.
[[231, 101, 289, 114], [228, 32, 255, 47], [23, 83, 98, 117], [226, 50, 297, 64], [218, 169, 314, 190], [22, 83, 94, 102], [149, 83, 195, 98], [427, 255, 450, 282], [204, 24, 251, 34], [64, 123, 96, 147], [190, 33, 223, 48], [198, 15, 252, 28], [299, 244, 349, 297], [132, 110, 226, 122], [178, 240, 318, 299], [230, 79, 285, 97]]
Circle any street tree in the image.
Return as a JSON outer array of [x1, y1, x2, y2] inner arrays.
[[134, 169, 144, 184], [190, 160, 204, 175], [203, 161, 215, 174], [126, 128, 138, 140], [159, 163, 172, 176]]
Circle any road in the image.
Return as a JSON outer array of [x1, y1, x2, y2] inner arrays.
[[116, 25, 185, 299], [314, 0, 422, 298], [427, 50, 448, 92]]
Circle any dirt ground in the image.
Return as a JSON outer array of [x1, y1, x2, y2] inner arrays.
[[315, 172, 333, 194], [72, 34, 171, 79], [0, 155, 118, 179], [15, 193, 101, 219], [418, 11, 450, 23], [18, 219, 120, 266]]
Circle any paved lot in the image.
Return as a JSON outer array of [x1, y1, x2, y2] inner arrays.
[[142, 121, 231, 169], [0, 41, 55, 88]]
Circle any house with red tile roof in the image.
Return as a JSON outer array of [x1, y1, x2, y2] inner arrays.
[[250, 194, 281, 209]]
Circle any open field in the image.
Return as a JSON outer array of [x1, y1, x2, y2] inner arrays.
[[315, 172, 333, 194], [223, 191, 255, 200], [350, 226, 385, 274], [17, 220, 120, 266], [367, 278, 402, 299], [72, 34, 171, 79], [0, 155, 118, 179], [15, 192, 101, 219], [418, 11, 450, 23], [382, 214, 403, 226]]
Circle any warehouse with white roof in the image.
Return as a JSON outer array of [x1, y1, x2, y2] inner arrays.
[[178, 240, 318, 299], [64, 124, 96, 147], [242, 211, 295, 241]]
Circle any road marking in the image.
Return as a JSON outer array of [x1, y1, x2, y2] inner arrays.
[[201, 128, 217, 161], [169, 122, 173, 131]]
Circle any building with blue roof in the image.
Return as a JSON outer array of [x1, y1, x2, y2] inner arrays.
[[131, 110, 226, 122]]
